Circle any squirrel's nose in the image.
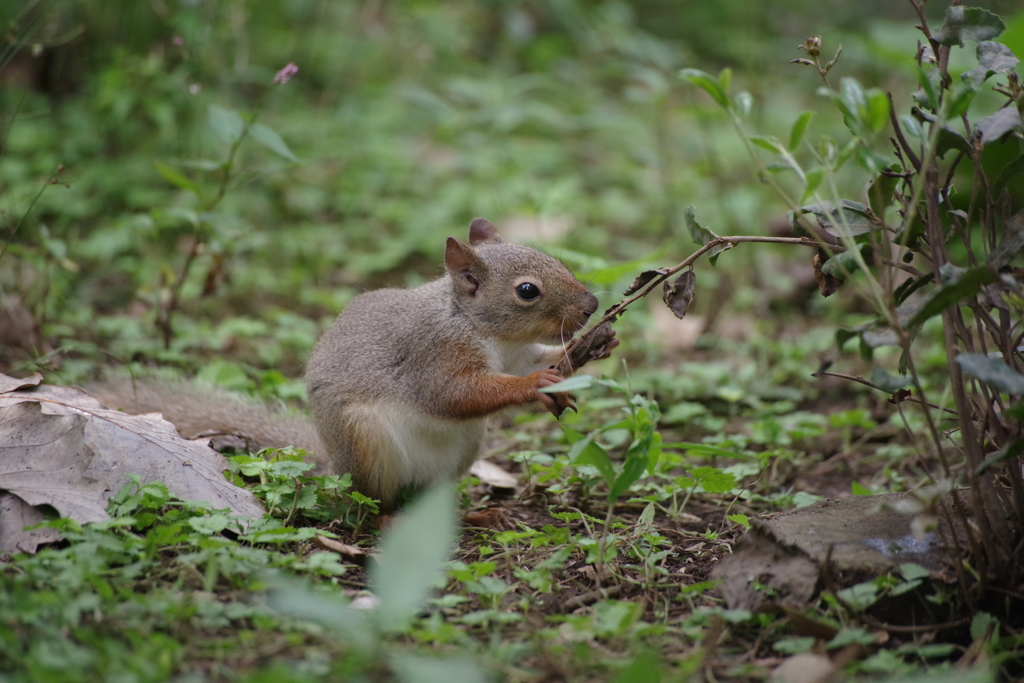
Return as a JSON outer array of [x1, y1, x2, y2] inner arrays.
[[582, 292, 599, 318]]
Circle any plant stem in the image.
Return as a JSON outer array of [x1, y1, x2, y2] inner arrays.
[[813, 370, 957, 414], [559, 235, 818, 371]]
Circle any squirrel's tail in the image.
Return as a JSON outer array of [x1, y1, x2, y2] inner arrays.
[[85, 377, 328, 472]]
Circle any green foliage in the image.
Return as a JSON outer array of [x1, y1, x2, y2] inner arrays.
[[0, 474, 366, 681], [679, 0, 1024, 618], [4, 1, 1023, 680]]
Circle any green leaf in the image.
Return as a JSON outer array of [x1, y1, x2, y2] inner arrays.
[[821, 243, 875, 280], [390, 653, 489, 683], [989, 209, 1024, 269], [976, 438, 1024, 474], [733, 91, 753, 117], [962, 41, 1019, 85], [649, 425, 665, 465], [638, 502, 656, 526], [684, 205, 732, 263], [179, 158, 225, 172], [693, 467, 737, 493], [188, 514, 230, 535], [898, 114, 924, 141], [901, 563, 931, 582], [834, 585, 878, 612], [197, 359, 253, 391], [970, 612, 998, 641], [749, 135, 784, 153], [851, 481, 871, 496], [914, 66, 940, 112], [208, 104, 245, 145], [718, 67, 731, 94], [864, 89, 890, 132], [249, 123, 299, 162], [153, 161, 199, 193], [571, 437, 616, 486], [267, 576, 375, 652], [793, 200, 874, 238], [975, 107, 1022, 144], [773, 637, 816, 655], [611, 651, 661, 683], [839, 76, 864, 110], [869, 365, 910, 392], [932, 6, 1005, 46], [955, 354, 1024, 394], [727, 513, 750, 529], [867, 168, 898, 219], [907, 265, 999, 329], [608, 455, 647, 500], [269, 460, 315, 477], [992, 153, 1024, 199], [372, 484, 457, 633], [801, 167, 825, 203], [679, 68, 729, 108], [835, 328, 861, 351], [946, 83, 977, 118], [788, 111, 815, 150], [894, 211, 927, 251]]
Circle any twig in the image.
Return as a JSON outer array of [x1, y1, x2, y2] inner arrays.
[[559, 235, 819, 372], [859, 613, 971, 634], [888, 92, 921, 172], [878, 257, 924, 278], [561, 585, 622, 611], [813, 370, 958, 415], [0, 164, 63, 265]]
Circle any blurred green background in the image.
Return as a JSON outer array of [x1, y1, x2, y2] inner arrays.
[[1, 0, 1022, 392]]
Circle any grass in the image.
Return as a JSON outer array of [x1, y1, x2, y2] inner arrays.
[[2, 0, 1024, 681]]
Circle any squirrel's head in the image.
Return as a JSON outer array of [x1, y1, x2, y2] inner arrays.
[[444, 218, 598, 344]]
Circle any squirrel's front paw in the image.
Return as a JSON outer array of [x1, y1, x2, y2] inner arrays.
[[569, 322, 620, 369], [532, 368, 576, 418]]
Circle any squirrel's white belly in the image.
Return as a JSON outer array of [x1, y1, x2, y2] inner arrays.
[[348, 402, 485, 490]]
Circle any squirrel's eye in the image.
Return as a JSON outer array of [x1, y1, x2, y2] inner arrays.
[[515, 282, 541, 301]]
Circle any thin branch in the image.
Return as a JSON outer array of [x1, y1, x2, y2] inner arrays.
[[859, 613, 971, 634], [888, 92, 921, 172], [558, 235, 819, 373], [877, 257, 924, 278], [813, 371, 958, 415]]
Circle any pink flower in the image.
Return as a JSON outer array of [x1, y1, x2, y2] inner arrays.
[[172, 36, 184, 47], [273, 62, 299, 85]]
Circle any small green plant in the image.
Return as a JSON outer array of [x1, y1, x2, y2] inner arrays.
[[227, 448, 378, 530], [153, 64, 301, 348], [549, 377, 662, 509]]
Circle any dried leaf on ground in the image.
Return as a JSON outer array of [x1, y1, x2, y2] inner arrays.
[[0, 373, 42, 394], [469, 459, 518, 491], [0, 490, 62, 554], [0, 373, 264, 552]]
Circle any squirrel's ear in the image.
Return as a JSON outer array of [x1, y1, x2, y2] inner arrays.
[[445, 237, 483, 296], [468, 218, 503, 246]]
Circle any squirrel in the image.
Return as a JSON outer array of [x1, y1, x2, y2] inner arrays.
[[88, 218, 618, 511]]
